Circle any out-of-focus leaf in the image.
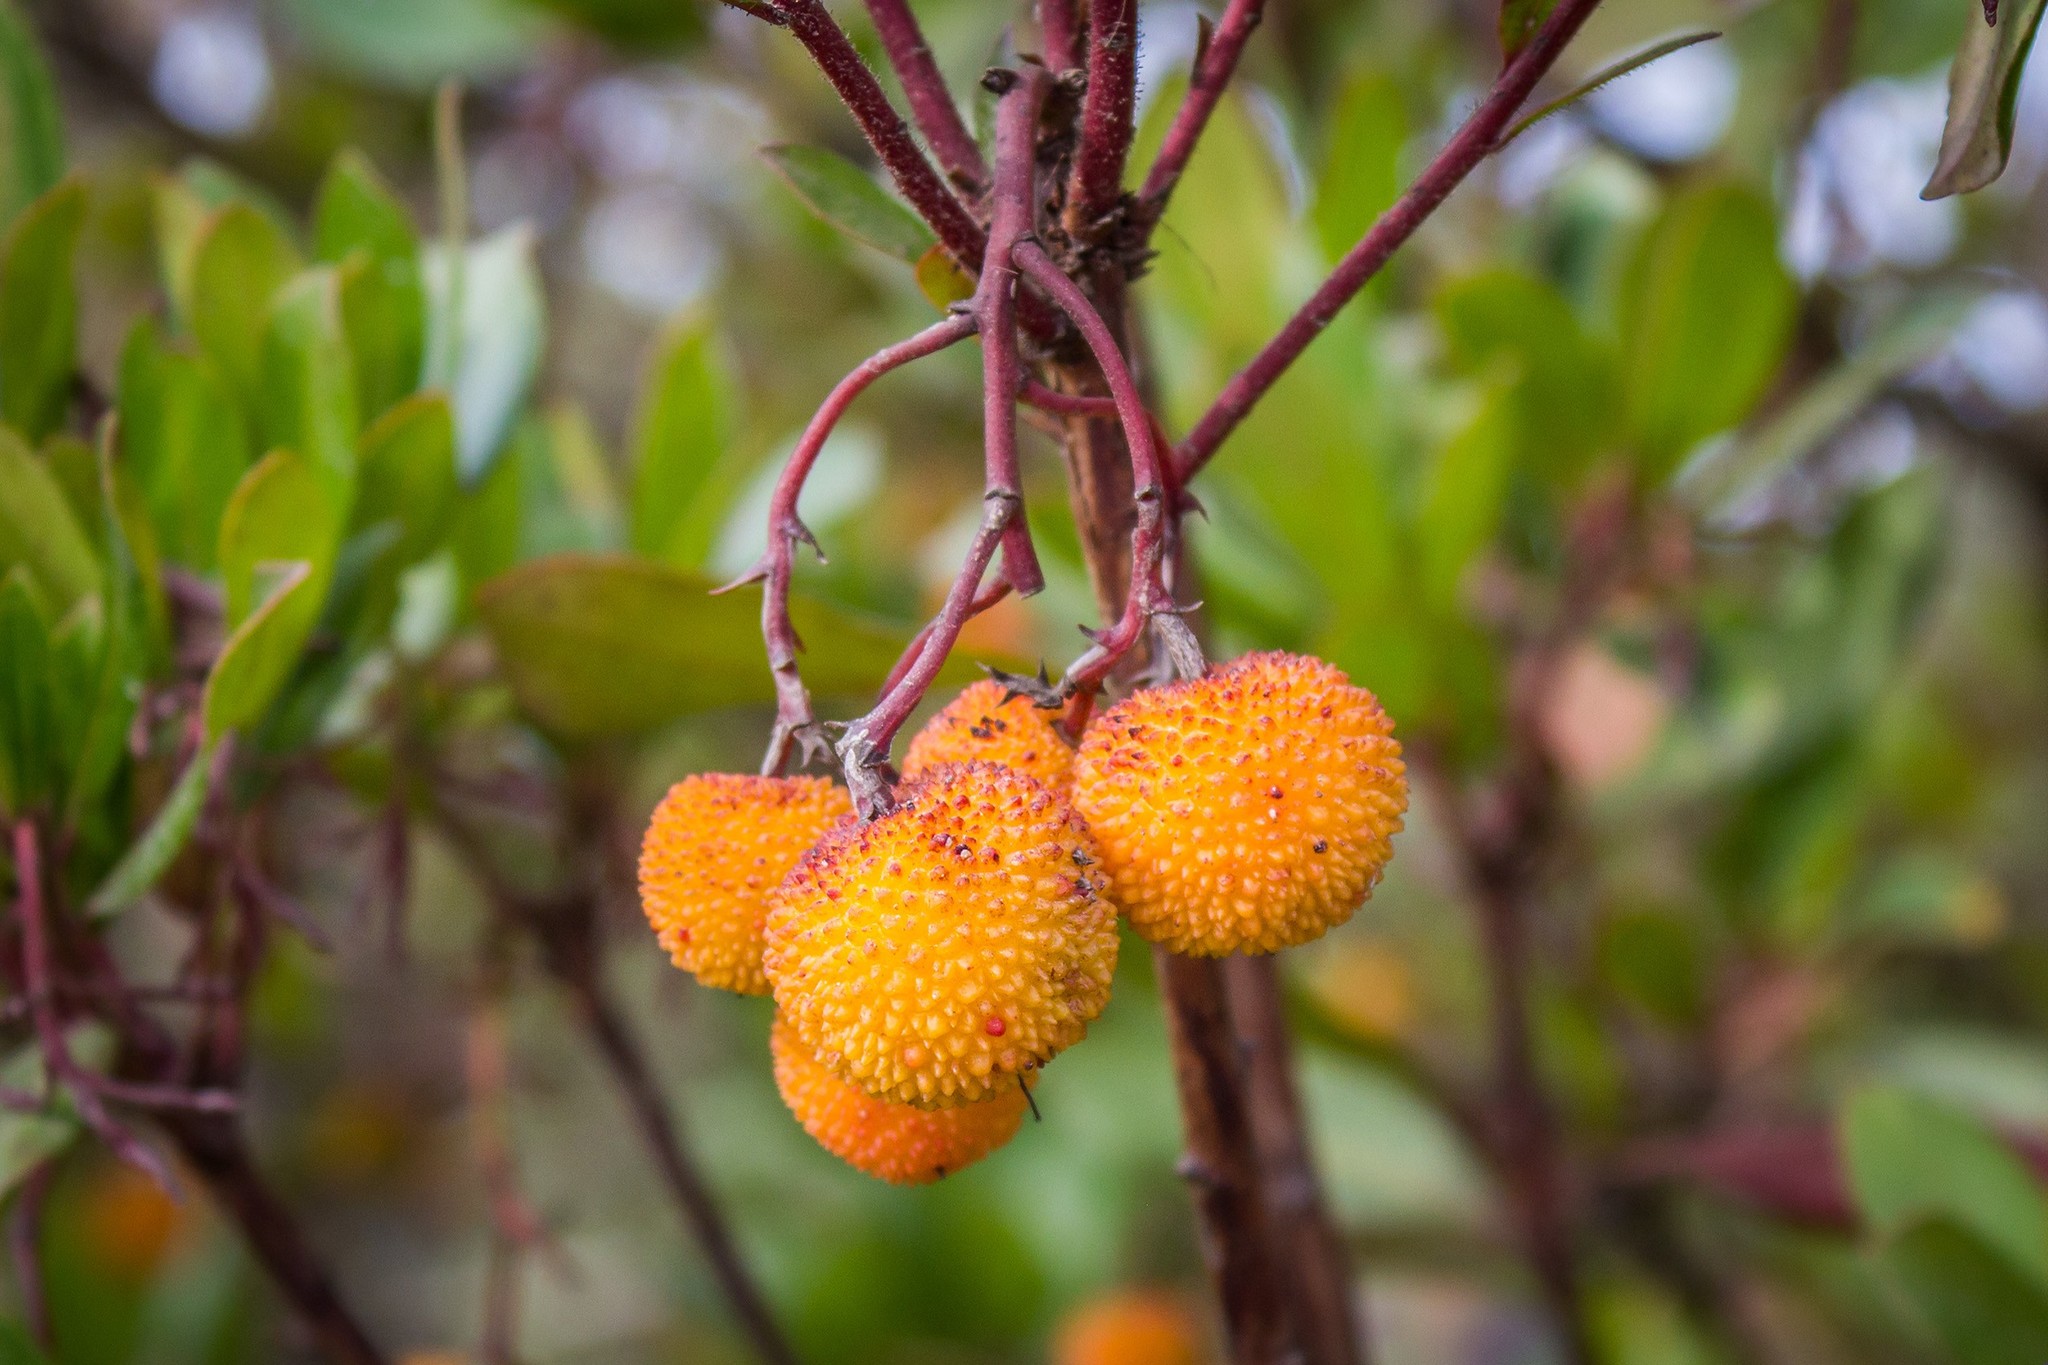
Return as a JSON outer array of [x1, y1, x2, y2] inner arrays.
[[190, 203, 302, 404], [1620, 183, 1798, 478], [261, 270, 360, 503], [1843, 1086, 2048, 1291], [202, 560, 321, 741], [149, 173, 209, 326], [630, 316, 729, 567], [60, 447, 140, 834], [273, 0, 543, 88], [1597, 910, 1704, 1025], [1885, 1219, 2048, 1365], [218, 450, 338, 627], [1414, 378, 1516, 615], [0, 177, 84, 441], [1499, 32, 1724, 146], [1499, 0, 1561, 61], [0, 424, 97, 610], [422, 225, 544, 482], [476, 553, 937, 739], [0, 0, 62, 228], [915, 244, 975, 312], [0, 1319, 54, 1364], [317, 152, 426, 420], [542, 400, 621, 544], [1312, 71, 1405, 265], [1684, 292, 1974, 512], [0, 1080, 73, 1203], [1438, 268, 1618, 481], [450, 438, 523, 596], [352, 394, 459, 568], [87, 742, 210, 918], [761, 144, 936, 264], [1924, 0, 2048, 198], [1844, 849, 2007, 948], [117, 319, 251, 571], [0, 567, 52, 818], [39, 435, 98, 553], [521, 0, 703, 48]]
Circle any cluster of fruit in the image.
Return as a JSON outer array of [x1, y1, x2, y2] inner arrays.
[[637, 652, 1409, 1184]]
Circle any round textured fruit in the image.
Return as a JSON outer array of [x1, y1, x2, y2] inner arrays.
[[638, 774, 852, 995], [764, 762, 1116, 1107], [901, 679, 1075, 791], [1053, 1290, 1210, 1365], [771, 1015, 1026, 1183], [1072, 651, 1407, 956]]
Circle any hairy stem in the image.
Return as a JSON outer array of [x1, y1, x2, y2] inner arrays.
[[861, 0, 988, 191], [1136, 0, 1265, 219], [1066, 0, 1139, 237], [1175, 0, 1606, 477]]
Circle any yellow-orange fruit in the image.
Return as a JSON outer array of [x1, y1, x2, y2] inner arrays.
[[638, 774, 852, 995], [1073, 651, 1407, 956], [771, 1015, 1025, 1183], [1053, 1290, 1211, 1365], [764, 762, 1116, 1107], [902, 679, 1075, 791]]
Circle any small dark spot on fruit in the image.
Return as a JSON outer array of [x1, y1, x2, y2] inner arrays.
[[1268, 786, 1283, 800], [1312, 839, 1328, 854]]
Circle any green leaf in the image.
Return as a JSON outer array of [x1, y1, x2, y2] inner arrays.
[[273, 0, 543, 89], [353, 393, 459, 567], [260, 269, 361, 503], [148, 172, 210, 327], [629, 317, 729, 566], [422, 225, 544, 482], [476, 553, 944, 739], [1620, 183, 1798, 478], [317, 153, 426, 421], [0, 0, 62, 228], [0, 423, 98, 611], [521, 0, 702, 48], [218, 450, 339, 627], [914, 243, 976, 313], [1499, 32, 1724, 148], [760, 144, 936, 264], [1925, 0, 2048, 198], [202, 560, 322, 742], [1312, 71, 1405, 265], [1499, 0, 1561, 62], [117, 318, 252, 570], [314, 149, 419, 265], [0, 567, 52, 818], [1885, 1219, 2048, 1365], [1414, 378, 1517, 616], [0, 177, 83, 441], [1843, 1086, 2048, 1292], [190, 203, 303, 404], [450, 436, 523, 596], [0, 1318, 56, 1365], [87, 742, 210, 918]]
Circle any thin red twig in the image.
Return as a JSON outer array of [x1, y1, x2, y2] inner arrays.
[[1136, 0, 1265, 218], [1066, 0, 1139, 237], [1174, 0, 1606, 478], [880, 580, 1014, 696], [1038, 0, 1081, 70], [861, 0, 988, 191]]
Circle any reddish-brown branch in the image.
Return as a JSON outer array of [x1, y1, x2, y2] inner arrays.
[[1135, 0, 1265, 219], [1067, 0, 1139, 237], [880, 580, 1014, 696], [1175, 0, 1606, 478], [1038, 0, 1081, 71], [731, 312, 977, 776], [861, 0, 988, 192]]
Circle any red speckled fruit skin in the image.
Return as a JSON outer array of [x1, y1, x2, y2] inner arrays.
[[763, 762, 1117, 1108], [902, 679, 1075, 791], [1072, 651, 1407, 956], [771, 1015, 1026, 1184], [638, 774, 852, 995]]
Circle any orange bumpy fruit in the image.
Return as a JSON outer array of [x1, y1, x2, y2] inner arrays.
[[764, 761, 1116, 1107], [638, 773, 852, 995], [1073, 651, 1407, 956], [1053, 1290, 1211, 1365], [902, 679, 1075, 791], [771, 1015, 1026, 1183]]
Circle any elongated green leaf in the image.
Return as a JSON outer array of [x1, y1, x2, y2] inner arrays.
[[149, 172, 209, 327], [117, 318, 252, 570], [761, 144, 936, 264], [523, 0, 702, 48], [0, 0, 61, 229], [1844, 1086, 2048, 1292], [60, 447, 140, 834], [1500, 32, 1724, 147], [353, 393, 458, 566], [261, 270, 360, 504], [0, 1318, 56, 1365], [0, 177, 83, 441], [1925, 0, 2048, 198], [629, 317, 729, 566], [1414, 379, 1517, 615], [314, 149, 419, 266], [318, 154, 426, 421], [0, 423, 98, 610], [202, 560, 321, 742], [190, 203, 302, 404], [87, 742, 210, 918], [422, 225, 544, 482], [1621, 183, 1798, 477], [218, 450, 339, 627], [1313, 71, 1405, 265], [1886, 1219, 2048, 1365], [0, 567, 52, 818], [476, 553, 958, 739]]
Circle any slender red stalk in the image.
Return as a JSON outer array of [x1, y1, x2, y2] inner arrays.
[[1066, 0, 1139, 235], [879, 579, 1013, 696], [862, 0, 988, 191], [1136, 0, 1265, 218], [1175, 0, 1606, 478], [730, 312, 977, 776], [1020, 379, 1118, 418], [1038, 0, 1081, 70]]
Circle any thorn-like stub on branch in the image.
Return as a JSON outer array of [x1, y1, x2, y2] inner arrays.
[[982, 67, 1020, 96], [782, 516, 827, 563], [1176, 1153, 1225, 1189], [984, 660, 1063, 709], [710, 559, 770, 595], [1153, 612, 1209, 682]]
